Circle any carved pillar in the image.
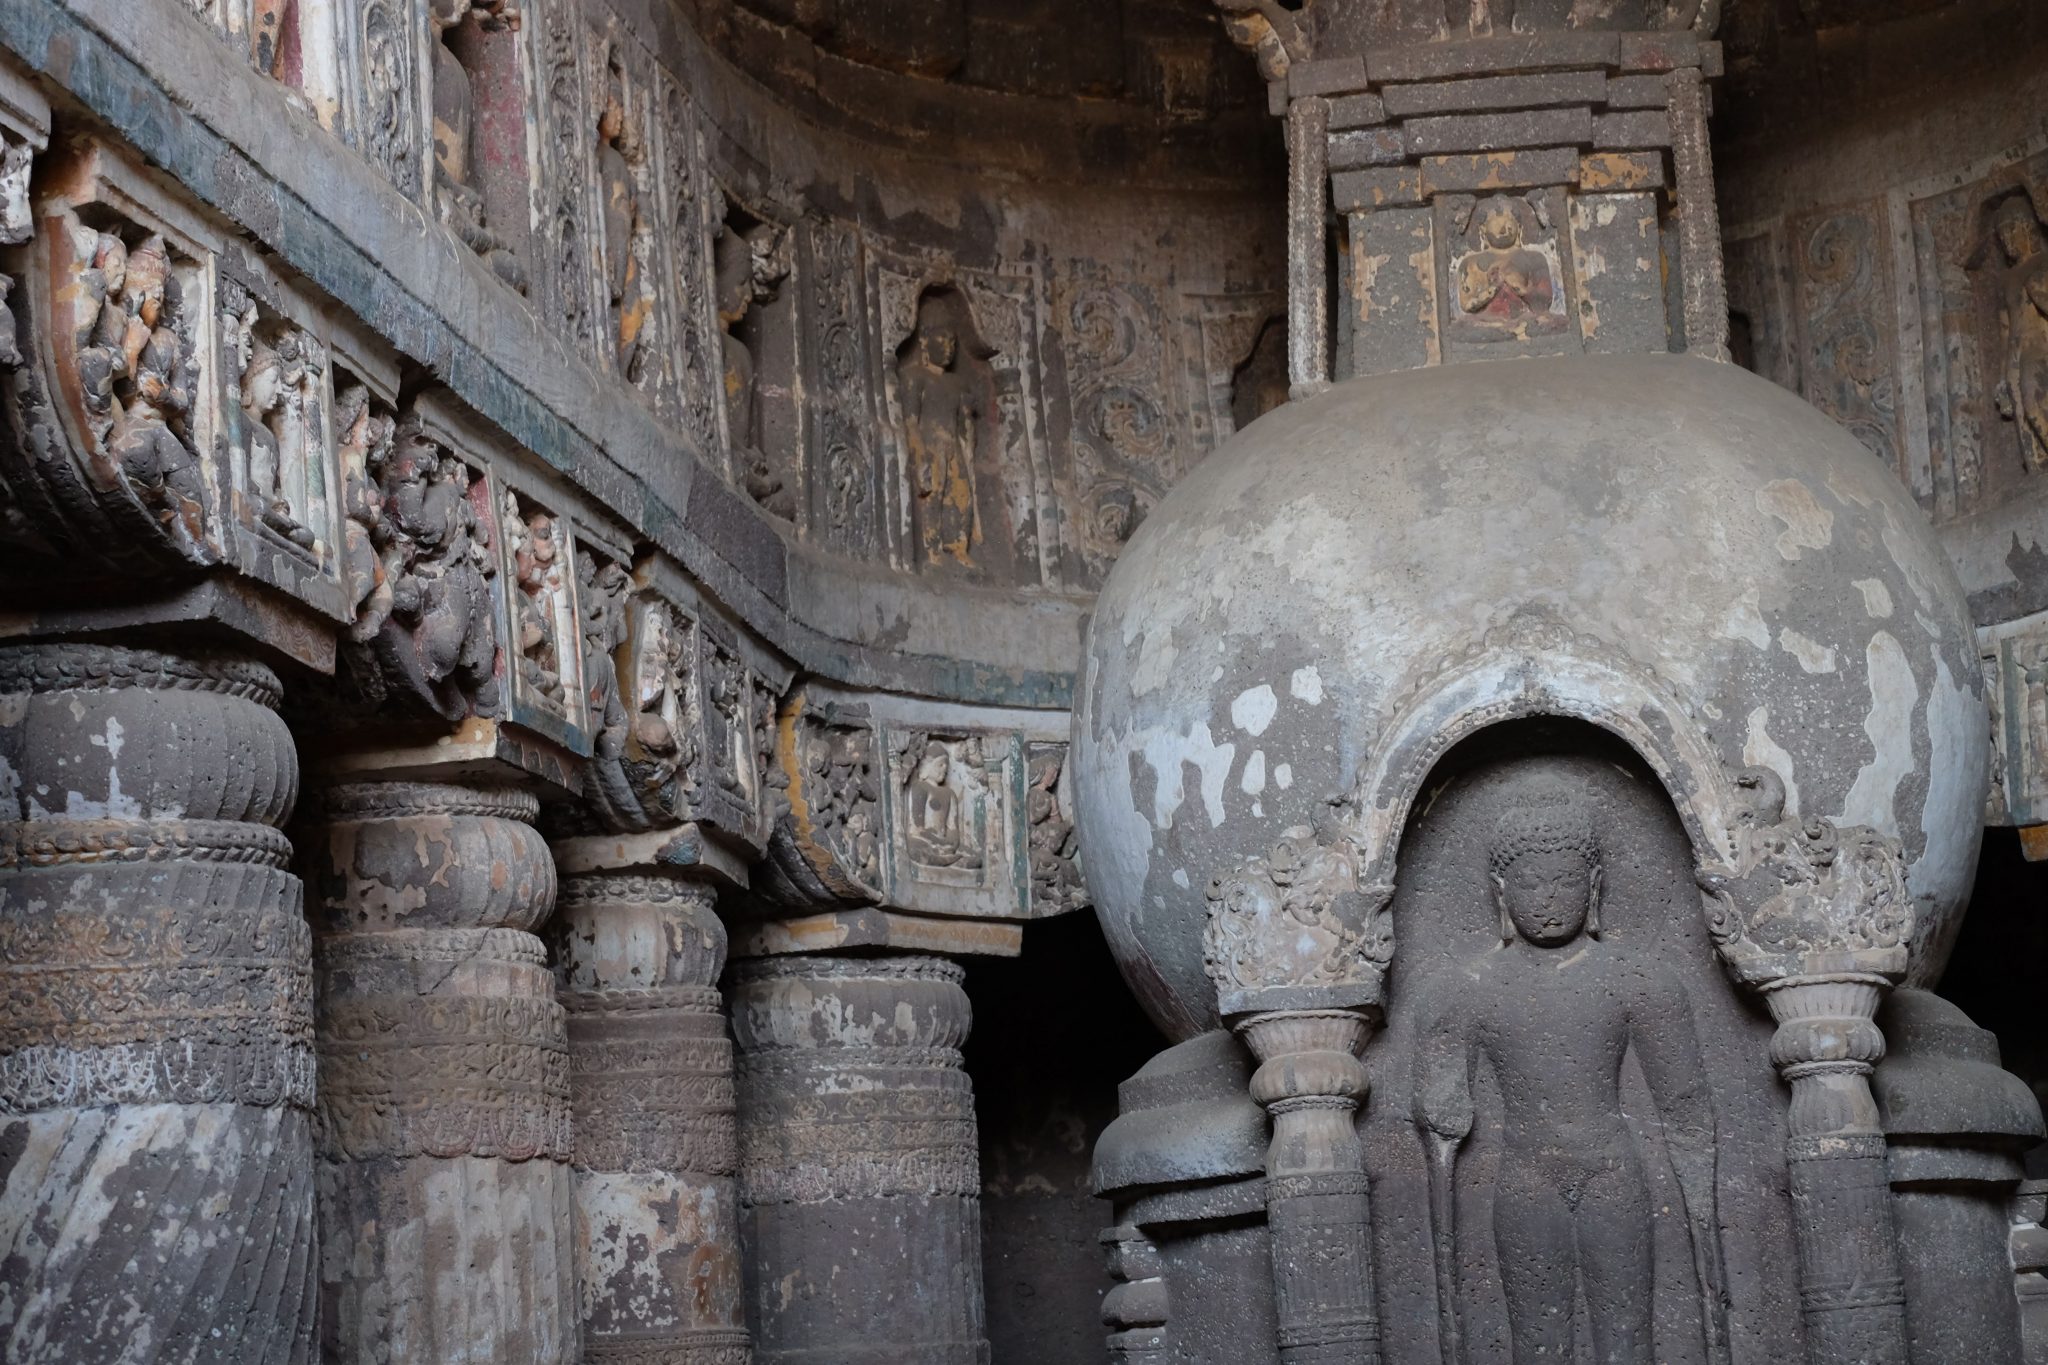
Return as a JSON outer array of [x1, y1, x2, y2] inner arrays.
[[551, 872, 749, 1364], [1204, 828, 1393, 1365], [730, 954, 988, 1365], [1667, 66, 1731, 362], [1704, 775, 1913, 1365], [1285, 94, 1331, 398], [302, 781, 576, 1365], [0, 644, 316, 1363]]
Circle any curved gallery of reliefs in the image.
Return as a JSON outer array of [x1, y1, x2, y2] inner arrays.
[[1, 0, 2047, 1362]]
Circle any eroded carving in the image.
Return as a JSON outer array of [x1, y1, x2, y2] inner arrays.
[[1203, 825, 1392, 1014], [1968, 188, 2048, 474], [222, 275, 327, 551], [429, 0, 528, 292], [718, 213, 793, 518], [1448, 194, 1567, 341], [898, 731, 990, 875], [503, 486, 574, 716], [1027, 743, 1085, 914], [595, 47, 654, 385]]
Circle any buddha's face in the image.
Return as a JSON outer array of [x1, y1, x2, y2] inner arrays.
[[1496, 848, 1593, 947]]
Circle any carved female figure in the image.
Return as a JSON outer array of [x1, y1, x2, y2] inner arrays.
[[1414, 787, 1730, 1365]]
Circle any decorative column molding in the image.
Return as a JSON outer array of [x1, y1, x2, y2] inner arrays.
[[1699, 769, 1912, 1365], [1285, 95, 1332, 399], [551, 872, 749, 1365], [301, 780, 576, 1365], [729, 954, 988, 1365], [1203, 825, 1394, 1365], [0, 642, 316, 1363]]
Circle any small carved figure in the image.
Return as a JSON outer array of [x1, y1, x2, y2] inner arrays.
[[0, 274, 20, 369], [717, 217, 793, 519], [110, 319, 209, 555], [1027, 747, 1082, 912], [337, 384, 394, 639], [1415, 785, 1730, 1365], [365, 423, 500, 718], [596, 60, 649, 381], [904, 739, 982, 870], [236, 331, 318, 548], [1455, 197, 1558, 327], [899, 294, 983, 568], [0, 134, 32, 247], [801, 718, 881, 884], [579, 550, 629, 753], [1971, 192, 2048, 471], [505, 492, 567, 706]]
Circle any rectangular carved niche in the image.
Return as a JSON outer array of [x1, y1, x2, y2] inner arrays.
[[585, 26, 660, 392], [879, 724, 1028, 918], [217, 249, 347, 618], [874, 250, 1054, 587], [1984, 608, 2048, 830]]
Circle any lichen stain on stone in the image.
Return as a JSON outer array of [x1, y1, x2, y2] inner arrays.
[[1778, 627, 1838, 674], [1229, 684, 1278, 736], [1756, 479, 1834, 560], [1718, 586, 1771, 650], [1853, 578, 1894, 618], [1743, 705, 1801, 815]]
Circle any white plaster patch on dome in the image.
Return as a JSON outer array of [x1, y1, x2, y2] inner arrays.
[[1172, 868, 1190, 889], [1756, 479, 1834, 561], [1879, 510, 1946, 621], [1241, 750, 1267, 795], [1275, 762, 1294, 789], [1718, 587, 1771, 650], [1840, 631, 1921, 832], [1231, 684, 1279, 736], [1743, 706, 1801, 815], [1915, 652, 1985, 912], [1290, 665, 1325, 705], [1132, 722, 1237, 829], [1778, 628, 1838, 674], [1129, 626, 1180, 698], [1853, 578, 1894, 619]]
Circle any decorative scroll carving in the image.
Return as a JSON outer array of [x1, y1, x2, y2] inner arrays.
[[763, 699, 884, 904], [590, 591, 696, 830], [1060, 273, 1178, 577], [537, 0, 599, 357], [1203, 825, 1393, 1017], [1794, 205, 1902, 471], [348, 0, 424, 198], [657, 78, 723, 458], [800, 219, 876, 555], [344, 415, 502, 721]]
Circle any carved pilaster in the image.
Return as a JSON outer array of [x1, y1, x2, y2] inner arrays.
[[1285, 96, 1331, 399], [1700, 769, 1912, 1365], [730, 955, 988, 1365], [302, 780, 576, 1365], [1203, 826, 1393, 1365], [551, 873, 749, 1364], [1100, 1225, 1171, 1365], [0, 643, 316, 1362]]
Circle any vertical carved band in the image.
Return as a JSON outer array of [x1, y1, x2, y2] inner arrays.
[[302, 780, 576, 1365], [1286, 95, 1331, 398], [0, 643, 316, 1363], [1667, 68, 1730, 363], [731, 955, 988, 1365], [553, 873, 748, 1364]]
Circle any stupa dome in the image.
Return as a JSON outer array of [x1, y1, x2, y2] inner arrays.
[[1073, 353, 1987, 1041]]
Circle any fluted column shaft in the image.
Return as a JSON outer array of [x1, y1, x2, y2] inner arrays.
[[0, 643, 317, 1363], [553, 873, 748, 1364], [302, 781, 575, 1365], [730, 954, 988, 1365]]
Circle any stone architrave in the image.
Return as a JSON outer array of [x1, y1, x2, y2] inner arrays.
[[0, 643, 317, 1363], [729, 954, 988, 1365], [1698, 768, 1914, 1365], [551, 872, 749, 1364], [1203, 824, 1394, 1365], [301, 781, 576, 1365]]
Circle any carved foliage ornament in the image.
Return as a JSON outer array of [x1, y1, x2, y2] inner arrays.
[[1203, 824, 1394, 1017], [1697, 767, 1913, 987]]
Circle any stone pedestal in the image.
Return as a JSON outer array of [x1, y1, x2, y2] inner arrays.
[[552, 872, 749, 1364], [730, 954, 988, 1365], [0, 643, 317, 1363], [302, 781, 575, 1365]]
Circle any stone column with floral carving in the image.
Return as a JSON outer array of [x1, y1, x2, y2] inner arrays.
[[729, 954, 987, 1365], [1700, 770, 1913, 1365], [551, 872, 749, 1364], [1204, 825, 1393, 1365], [0, 643, 317, 1363], [301, 781, 576, 1365]]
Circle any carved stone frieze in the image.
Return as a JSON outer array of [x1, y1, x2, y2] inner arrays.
[[0, 139, 224, 573], [761, 691, 884, 905], [656, 74, 726, 463], [882, 722, 1027, 916], [799, 218, 879, 555], [1026, 742, 1086, 915]]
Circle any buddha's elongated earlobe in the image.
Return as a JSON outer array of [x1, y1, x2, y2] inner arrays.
[[1587, 861, 1603, 940], [1493, 870, 1512, 945]]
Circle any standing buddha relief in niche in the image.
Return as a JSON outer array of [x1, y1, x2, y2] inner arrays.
[[429, 0, 526, 294], [896, 285, 1023, 580], [1413, 782, 1731, 1365], [1968, 187, 2048, 474]]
